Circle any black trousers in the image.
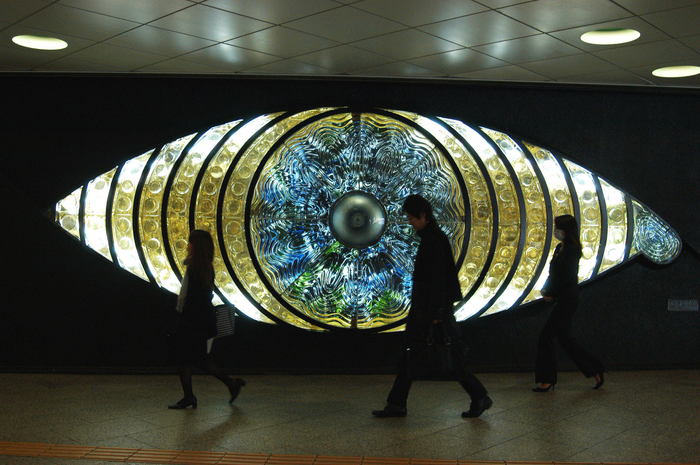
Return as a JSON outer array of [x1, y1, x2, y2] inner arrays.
[[386, 349, 488, 408], [535, 288, 604, 384]]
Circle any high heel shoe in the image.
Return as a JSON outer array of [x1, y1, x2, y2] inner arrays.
[[593, 372, 605, 390], [227, 378, 246, 404], [532, 383, 556, 392], [168, 396, 197, 409]]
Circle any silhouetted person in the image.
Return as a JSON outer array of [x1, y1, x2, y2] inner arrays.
[[168, 229, 245, 409], [372, 195, 492, 418], [533, 215, 605, 392]]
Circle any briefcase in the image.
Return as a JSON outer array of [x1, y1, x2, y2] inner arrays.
[[406, 322, 467, 380]]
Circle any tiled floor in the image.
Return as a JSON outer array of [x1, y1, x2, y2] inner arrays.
[[1, 370, 699, 464]]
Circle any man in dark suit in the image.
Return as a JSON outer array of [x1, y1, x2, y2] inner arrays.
[[372, 195, 492, 418]]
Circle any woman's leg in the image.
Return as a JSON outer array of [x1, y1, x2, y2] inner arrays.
[[199, 356, 246, 403], [554, 292, 605, 379], [535, 310, 559, 385], [178, 363, 195, 399]]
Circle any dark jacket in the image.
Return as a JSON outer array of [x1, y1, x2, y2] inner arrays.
[[179, 268, 217, 339], [406, 222, 462, 341], [541, 242, 581, 298]]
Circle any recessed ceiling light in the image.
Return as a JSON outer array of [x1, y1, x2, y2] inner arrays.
[[652, 65, 700, 78], [11, 34, 68, 50], [580, 28, 640, 45]]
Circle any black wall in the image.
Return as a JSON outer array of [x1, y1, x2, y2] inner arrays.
[[1, 73, 698, 374]]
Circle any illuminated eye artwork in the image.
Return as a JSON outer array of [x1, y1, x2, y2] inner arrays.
[[54, 108, 682, 332]]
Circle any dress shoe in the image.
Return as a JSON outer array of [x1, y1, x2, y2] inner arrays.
[[462, 396, 492, 418], [168, 396, 197, 409], [593, 372, 604, 390], [227, 378, 246, 404], [372, 405, 407, 417], [532, 383, 556, 392]]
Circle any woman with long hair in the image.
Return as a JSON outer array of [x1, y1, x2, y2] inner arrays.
[[168, 229, 245, 409], [533, 215, 605, 392]]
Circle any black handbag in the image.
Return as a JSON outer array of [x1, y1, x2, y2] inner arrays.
[[406, 322, 467, 380]]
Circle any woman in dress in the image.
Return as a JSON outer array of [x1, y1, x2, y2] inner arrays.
[[168, 229, 245, 409]]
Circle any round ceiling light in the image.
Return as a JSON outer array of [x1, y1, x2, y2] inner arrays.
[[11, 34, 68, 50], [652, 65, 700, 78], [580, 28, 640, 45]]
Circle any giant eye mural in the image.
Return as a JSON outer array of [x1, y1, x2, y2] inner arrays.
[[54, 108, 682, 332]]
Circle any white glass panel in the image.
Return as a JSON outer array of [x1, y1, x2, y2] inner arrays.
[[139, 134, 196, 293], [111, 151, 153, 281], [563, 160, 602, 281], [84, 168, 116, 261], [598, 178, 628, 272], [56, 186, 82, 240], [522, 143, 574, 304]]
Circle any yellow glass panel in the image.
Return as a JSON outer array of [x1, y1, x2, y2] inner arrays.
[[84, 168, 116, 261], [563, 160, 602, 281], [111, 151, 153, 281], [389, 111, 492, 322], [166, 120, 241, 278], [481, 128, 546, 315], [439, 119, 520, 319], [56, 186, 82, 240], [222, 109, 336, 330], [522, 143, 574, 304], [598, 178, 628, 272], [196, 114, 283, 325], [139, 134, 195, 293]]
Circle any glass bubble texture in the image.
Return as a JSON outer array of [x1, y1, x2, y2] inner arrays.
[[54, 108, 682, 331]]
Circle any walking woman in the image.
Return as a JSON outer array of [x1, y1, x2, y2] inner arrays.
[[168, 229, 245, 409], [533, 215, 605, 392]]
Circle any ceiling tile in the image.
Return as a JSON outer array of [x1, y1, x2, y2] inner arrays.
[[202, 0, 339, 24], [137, 57, 224, 73], [0, 41, 68, 69], [284, 6, 405, 43], [499, 0, 631, 32], [47, 42, 170, 70], [351, 61, 440, 76], [58, 0, 192, 23], [642, 5, 700, 38], [36, 56, 124, 72], [557, 69, 651, 86], [455, 64, 549, 81], [227, 26, 338, 58], [679, 34, 700, 52], [474, 0, 533, 7], [408, 48, 508, 74], [179, 43, 280, 71], [612, 0, 700, 15], [294, 45, 393, 72], [0, 0, 53, 23], [353, 0, 487, 27], [549, 17, 671, 52], [353, 29, 462, 60], [473, 34, 581, 63], [520, 54, 618, 78], [419, 11, 539, 47], [107, 25, 215, 57], [243, 58, 332, 74], [593, 39, 698, 68], [149, 4, 271, 42], [14, 4, 139, 41]]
